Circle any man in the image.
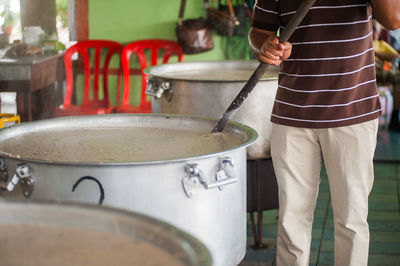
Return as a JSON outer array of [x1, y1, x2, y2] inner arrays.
[[248, 1, 400, 265]]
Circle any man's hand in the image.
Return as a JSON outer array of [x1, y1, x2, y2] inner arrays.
[[259, 35, 292, 65], [249, 27, 292, 65]]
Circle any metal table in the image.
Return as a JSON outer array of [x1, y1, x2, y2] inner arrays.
[[0, 52, 65, 122]]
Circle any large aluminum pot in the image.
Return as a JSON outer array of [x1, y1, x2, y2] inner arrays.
[[0, 114, 257, 266], [145, 60, 279, 160], [0, 200, 212, 266]]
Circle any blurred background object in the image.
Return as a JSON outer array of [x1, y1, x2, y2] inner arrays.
[[0, 92, 16, 114], [0, 0, 18, 48]]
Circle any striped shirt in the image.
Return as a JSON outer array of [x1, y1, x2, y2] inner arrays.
[[251, 0, 381, 128]]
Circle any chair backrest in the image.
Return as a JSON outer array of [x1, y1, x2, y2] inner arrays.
[[120, 39, 184, 110], [63, 40, 124, 109]]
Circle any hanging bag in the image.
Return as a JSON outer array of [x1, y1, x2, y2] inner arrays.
[[218, 0, 251, 36], [176, 0, 214, 54], [208, 0, 240, 36]]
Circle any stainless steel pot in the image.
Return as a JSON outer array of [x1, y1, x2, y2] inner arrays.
[[0, 114, 257, 266], [0, 200, 212, 266], [145, 60, 279, 160]]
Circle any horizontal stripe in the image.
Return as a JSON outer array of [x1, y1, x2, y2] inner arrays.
[[285, 47, 374, 61], [281, 15, 372, 30], [254, 5, 279, 15], [290, 31, 372, 45], [280, 63, 375, 78], [275, 94, 379, 108], [271, 109, 382, 123], [278, 79, 376, 93], [280, 4, 367, 16]]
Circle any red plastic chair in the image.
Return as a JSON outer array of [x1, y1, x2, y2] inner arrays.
[[114, 39, 184, 113], [54, 40, 124, 117]]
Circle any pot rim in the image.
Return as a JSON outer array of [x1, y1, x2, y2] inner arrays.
[[144, 60, 279, 82], [0, 199, 213, 266], [0, 113, 258, 166]]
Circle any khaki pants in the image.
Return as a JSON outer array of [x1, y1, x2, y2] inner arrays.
[[271, 119, 378, 266]]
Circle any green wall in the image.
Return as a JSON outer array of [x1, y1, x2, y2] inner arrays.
[[83, 0, 252, 106], [88, 0, 231, 62]]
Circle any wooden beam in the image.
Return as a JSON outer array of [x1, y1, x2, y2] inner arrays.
[[76, 0, 89, 41]]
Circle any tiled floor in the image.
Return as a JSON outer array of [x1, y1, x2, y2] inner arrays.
[[241, 128, 400, 266]]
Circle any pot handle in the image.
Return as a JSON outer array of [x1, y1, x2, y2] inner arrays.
[[146, 77, 171, 98], [0, 160, 35, 199], [182, 157, 237, 198]]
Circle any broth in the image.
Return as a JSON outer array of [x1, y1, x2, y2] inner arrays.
[[0, 127, 244, 163], [0, 224, 185, 266]]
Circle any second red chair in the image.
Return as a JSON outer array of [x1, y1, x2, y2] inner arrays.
[[114, 39, 184, 113], [54, 40, 124, 117]]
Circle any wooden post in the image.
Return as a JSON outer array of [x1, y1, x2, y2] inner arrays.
[[75, 0, 88, 41]]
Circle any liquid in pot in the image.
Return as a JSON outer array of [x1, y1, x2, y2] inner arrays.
[[0, 224, 185, 266], [0, 126, 245, 163]]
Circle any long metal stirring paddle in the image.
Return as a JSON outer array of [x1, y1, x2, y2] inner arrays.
[[210, 0, 317, 133]]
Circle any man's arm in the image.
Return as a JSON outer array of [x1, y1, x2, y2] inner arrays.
[[370, 0, 400, 30], [248, 27, 292, 65]]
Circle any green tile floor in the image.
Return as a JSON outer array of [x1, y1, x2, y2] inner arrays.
[[240, 128, 400, 266]]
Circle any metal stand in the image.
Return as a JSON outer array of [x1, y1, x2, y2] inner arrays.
[[247, 158, 279, 249]]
